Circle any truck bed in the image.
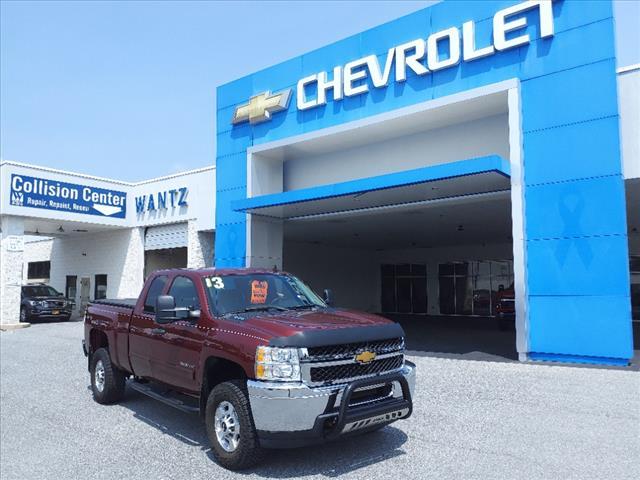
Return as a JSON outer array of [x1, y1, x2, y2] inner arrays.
[[90, 298, 138, 309]]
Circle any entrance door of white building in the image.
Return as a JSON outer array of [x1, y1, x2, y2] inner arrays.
[[79, 277, 90, 312]]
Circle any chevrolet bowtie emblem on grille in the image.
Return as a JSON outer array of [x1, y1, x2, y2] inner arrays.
[[355, 350, 376, 365], [232, 89, 292, 125]]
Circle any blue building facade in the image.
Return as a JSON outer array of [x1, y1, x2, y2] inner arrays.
[[215, 0, 634, 365]]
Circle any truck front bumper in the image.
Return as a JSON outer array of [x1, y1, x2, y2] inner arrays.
[[28, 308, 72, 319], [247, 361, 415, 448]]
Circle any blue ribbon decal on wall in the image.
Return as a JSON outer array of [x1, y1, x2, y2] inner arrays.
[[556, 191, 593, 267]]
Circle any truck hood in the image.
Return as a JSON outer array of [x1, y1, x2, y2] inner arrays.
[[27, 296, 70, 302], [241, 308, 396, 340]]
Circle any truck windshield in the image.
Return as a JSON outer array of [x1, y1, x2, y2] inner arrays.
[[203, 273, 326, 316], [23, 286, 60, 297]]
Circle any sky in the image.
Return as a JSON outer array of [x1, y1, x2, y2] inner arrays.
[[1, 0, 639, 182]]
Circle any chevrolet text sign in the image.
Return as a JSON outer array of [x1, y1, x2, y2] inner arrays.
[[231, 0, 554, 125], [297, 0, 553, 110], [9, 174, 127, 218]]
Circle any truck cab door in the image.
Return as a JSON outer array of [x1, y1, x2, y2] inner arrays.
[[128, 275, 169, 379], [152, 275, 204, 394]]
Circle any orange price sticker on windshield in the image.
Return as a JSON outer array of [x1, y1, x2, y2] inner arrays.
[[251, 280, 268, 304]]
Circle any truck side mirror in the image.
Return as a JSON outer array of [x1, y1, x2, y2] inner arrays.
[[156, 295, 176, 324], [323, 289, 334, 307]]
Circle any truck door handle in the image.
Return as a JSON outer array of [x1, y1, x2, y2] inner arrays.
[[151, 328, 166, 335]]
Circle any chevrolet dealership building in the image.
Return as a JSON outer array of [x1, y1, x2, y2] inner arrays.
[[1, 0, 639, 365]]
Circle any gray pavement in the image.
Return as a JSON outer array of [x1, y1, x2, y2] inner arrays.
[[1, 321, 639, 480]]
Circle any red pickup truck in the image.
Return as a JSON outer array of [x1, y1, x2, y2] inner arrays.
[[83, 268, 415, 470]]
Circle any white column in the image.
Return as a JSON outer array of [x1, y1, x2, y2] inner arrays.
[[1, 215, 26, 328], [247, 215, 283, 270], [508, 85, 529, 361], [116, 227, 145, 299], [187, 220, 214, 268]]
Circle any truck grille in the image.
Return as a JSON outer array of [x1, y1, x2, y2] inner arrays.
[[308, 354, 404, 384], [306, 337, 404, 362], [44, 300, 65, 308]]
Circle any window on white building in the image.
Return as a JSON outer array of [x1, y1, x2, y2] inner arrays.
[[27, 261, 50, 279], [94, 274, 107, 300]]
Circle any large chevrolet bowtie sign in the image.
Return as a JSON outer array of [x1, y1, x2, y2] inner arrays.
[[232, 0, 553, 125]]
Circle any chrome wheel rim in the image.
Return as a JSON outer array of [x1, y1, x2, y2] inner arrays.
[[214, 401, 240, 452], [94, 360, 105, 393]]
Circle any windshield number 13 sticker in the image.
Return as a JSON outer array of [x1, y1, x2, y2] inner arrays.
[[207, 277, 225, 289]]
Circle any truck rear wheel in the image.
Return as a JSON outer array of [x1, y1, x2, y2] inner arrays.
[[205, 380, 264, 470], [90, 348, 126, 404]]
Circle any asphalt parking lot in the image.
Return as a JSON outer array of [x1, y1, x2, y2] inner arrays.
[[1, 321, 639, 480]]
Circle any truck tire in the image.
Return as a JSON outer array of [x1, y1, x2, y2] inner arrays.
[[19, 307, 29, 323], [90, 348, 126, 404], [205, 380, 264, 470]]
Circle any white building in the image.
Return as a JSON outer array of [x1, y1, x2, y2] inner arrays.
[[1, 162, 215, 325]]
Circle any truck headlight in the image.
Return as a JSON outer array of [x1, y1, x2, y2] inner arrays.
[[255, 346, 301, 382]]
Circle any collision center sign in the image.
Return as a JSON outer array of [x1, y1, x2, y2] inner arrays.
[[9, 174, 127, 218]]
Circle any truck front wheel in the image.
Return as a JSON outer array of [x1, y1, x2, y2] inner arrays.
[[90, 348, 126, 404], [205, 380, 263, 470]]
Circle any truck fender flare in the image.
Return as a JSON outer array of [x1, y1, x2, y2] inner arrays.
[[199, 355, 250, 417]]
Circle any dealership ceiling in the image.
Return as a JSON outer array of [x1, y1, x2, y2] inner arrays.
[[284, 190, 512, 250], [285, 179, 640, 250], [258, 91, 508, 161]]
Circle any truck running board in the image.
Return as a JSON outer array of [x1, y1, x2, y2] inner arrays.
[[128, 381, 200, 414]]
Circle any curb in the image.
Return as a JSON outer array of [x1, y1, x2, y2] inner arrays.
[[0, 323, 31, 331]]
